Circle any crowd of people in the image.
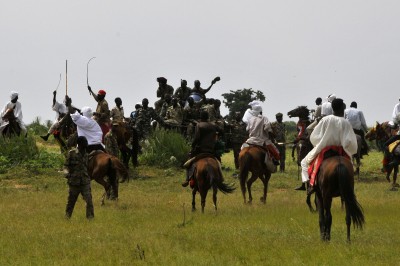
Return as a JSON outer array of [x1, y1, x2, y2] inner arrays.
[[1, 85, 399, 219]]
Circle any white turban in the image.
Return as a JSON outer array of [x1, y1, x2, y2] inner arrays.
[[242, 101, 263, 123], [327, 94, 336, 102], [10, 91, 19, 100], [81, 106, 93, 118]]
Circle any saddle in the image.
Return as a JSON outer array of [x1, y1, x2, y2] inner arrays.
[[308, 146, 349, 186]]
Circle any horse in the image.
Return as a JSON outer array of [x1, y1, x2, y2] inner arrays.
[[88, 151, 129, 205], [191, 156, 235, 213], [1, 108, 21, 137], [365, 121, 399, 187], [113, 121, 139, 168], [315, 155, 365, 241], [53, 114, 77, 153], [239, 146, 272, 204]]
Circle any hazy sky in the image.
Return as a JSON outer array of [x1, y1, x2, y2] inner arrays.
[[1, 1, 399, 126]]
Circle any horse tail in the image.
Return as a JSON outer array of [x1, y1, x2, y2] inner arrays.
[[337, 162, 365, 229], [211, 161, 235, 194], [110, 156, 130, 182]]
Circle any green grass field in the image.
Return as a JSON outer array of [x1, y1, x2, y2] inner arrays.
[[0, 147, 399, 265]]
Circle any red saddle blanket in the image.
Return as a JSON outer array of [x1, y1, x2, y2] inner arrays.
[[308, 146, 349, 186]]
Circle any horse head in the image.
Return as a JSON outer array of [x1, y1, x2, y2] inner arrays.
[[2, 108, 16, 122], [287, 106, 310, 120]]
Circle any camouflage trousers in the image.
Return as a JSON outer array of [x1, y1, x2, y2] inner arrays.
[[65, 183, 94, 219], [275, 144, 286, 172]]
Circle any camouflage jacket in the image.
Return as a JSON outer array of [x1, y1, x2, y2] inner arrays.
[[229, 120, 248, 144], [165, 105, 183, 125], [201, 104, 217, 122], [183, 105, 199, 124], [136, 107, 161, 127], [271, 121, 286, 142], [174, 86, 191, 101], [104, 131, 119, 157], [64, 148, 90, 186], [156, 85, 174, 99]]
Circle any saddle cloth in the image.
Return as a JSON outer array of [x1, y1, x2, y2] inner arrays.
[[308, 146, 349, 186]]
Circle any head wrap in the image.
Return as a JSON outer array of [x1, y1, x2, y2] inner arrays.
[[327, 94, 336, 102], [276, 112, 283, 117], [157, 77, 167, 83], [249, 100, 262, 116], [10, 91, 19, 100], [98, 90, 106, 96], [81, 106, 93, 118]]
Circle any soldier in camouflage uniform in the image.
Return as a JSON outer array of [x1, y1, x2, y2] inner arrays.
[[104, 122, 120, 157], [201, 98, 217, 122], [154, 77, 174, 114], [271, 112, 287, 172], [87, 86, 111, 140], [160, 94, 172, 119], [64, 136, 94, 219], [229, 112, 248, 170], [164, 97, 183, 127], [182, 97, 199, 139], [136, 98, 163, 140], [174, 79, 191, 107]]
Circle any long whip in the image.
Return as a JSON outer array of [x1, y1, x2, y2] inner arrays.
[[87, 57, 96, 95], [65, 60, 68, 96], [55, 73, 61, 93]]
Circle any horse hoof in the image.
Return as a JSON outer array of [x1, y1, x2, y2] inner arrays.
[[247, 200, 252, 205], [394, 183, 400, 188], [390, 187, 398, 191], [260, 197, 266, 204]]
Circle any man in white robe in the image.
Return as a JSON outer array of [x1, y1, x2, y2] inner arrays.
[[320, 94, 336, 117], [41, 90, 68, 141], [70, 107, 104, 153], [300, 98, 358, 191], [0, 91, 27, 135]]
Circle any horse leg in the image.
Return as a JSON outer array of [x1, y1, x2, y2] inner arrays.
[[240, 175, 247, 204], [246, 173, 258, 204], [259, 172, 271, 204], [93, 177, 111, 205], [200, 189, 208, 213], [316, 192, 326, 241], [191, 188, 197, 212], [391, 164, 399, 190], [212, 185, 218, 211], [345, 200, 351, 242], [324, 198, 333, 241]]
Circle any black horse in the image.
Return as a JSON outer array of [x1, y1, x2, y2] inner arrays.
[[315, 155, 365, 241], [1, 108, 21, 138]]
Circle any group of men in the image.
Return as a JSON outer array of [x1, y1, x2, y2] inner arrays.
[[4, 84, 400, 218]]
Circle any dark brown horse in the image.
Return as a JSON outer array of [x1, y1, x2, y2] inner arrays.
[[239, 146, 272, 204], [365, 121, 399, 187], [88, 151, 129, 205], [315, 156, 365, 241], [1, 108, 21, 137], [191, 157, 235, 213]]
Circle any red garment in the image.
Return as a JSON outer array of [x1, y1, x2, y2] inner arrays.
[[308, 146, 349, 186], [99, 123, 110, 142], [296, 120, 309, 141]]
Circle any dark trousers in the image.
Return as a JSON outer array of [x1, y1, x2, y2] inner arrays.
[[87, 144, 105, 153], [66, 183, 94, 219], [276, 144, 286, 171]]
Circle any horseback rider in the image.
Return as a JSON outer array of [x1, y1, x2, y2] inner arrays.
[[41, 90, 68, 141], [181, 110, 221, 187], [391, 98, 400, 127], [110, 97, 125, 123], [345, 101, 369, 157], [0, 91, 27, 135], [70, 107, 105, 153], [300, 98, 358, 194], [307, 97, 323, 134], [87, 86, 111, 139], [271, 112, 286, 172], [242, 101, 280, 169], [321, 94, 336, 117], [154, 77, 174, 114]]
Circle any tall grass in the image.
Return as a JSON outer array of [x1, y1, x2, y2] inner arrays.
[[140, 129, 191, 167]]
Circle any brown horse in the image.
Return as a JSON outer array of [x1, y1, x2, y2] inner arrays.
[[191, 157, 235, 213], [1, 108, 21, 137], [113, 121, 139, 168], [88, 151, 129, 205], [315, 156, 365, 241], [239, 146, 272, 204], [365, 121, 399, 187]]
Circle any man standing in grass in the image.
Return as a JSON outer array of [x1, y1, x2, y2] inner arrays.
[[64, 136, 94, 219]]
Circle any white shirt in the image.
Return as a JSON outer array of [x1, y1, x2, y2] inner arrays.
[[245, 115, 273, 146], [392, 102, 400, 123], [321, 102, 333, 116], [345, 107, 368, 132], [305, 115, 358, 164], [70, 111, 103, 145]]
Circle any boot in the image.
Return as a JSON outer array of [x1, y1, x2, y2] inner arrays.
[[306, 182, 315, 195], [295, 183, 306, 191], [40, 133, 50, 141], [181, 169, 190, 187]]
